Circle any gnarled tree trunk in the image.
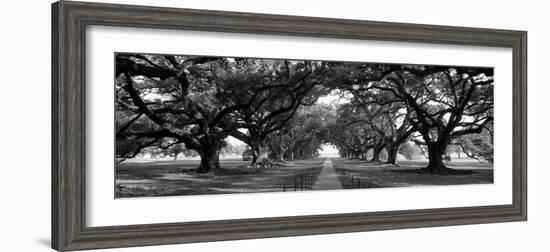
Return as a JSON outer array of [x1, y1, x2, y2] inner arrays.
[[351, 150, 361, 159], [195, 134, 225, 174], [196, 148, 221, 173], [420, 138, 471, 175], [269, 141, 285, 163], [251, 141, 269, 165], [273, 134, 286, 162], [423, 142, 447, 174], [248, 129, 271, 167], [385, 143, 399, 165], [360, 151, 368, 160], [371, 143, 384, 162]]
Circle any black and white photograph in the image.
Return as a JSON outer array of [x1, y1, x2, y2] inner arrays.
[[115, 53, 494, 198], [3, 0, 544, 251]]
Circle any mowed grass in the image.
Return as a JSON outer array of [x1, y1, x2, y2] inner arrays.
[[116, 158, 324, 198], [116, 157, 494, 198], [332, 158, 493, 189]]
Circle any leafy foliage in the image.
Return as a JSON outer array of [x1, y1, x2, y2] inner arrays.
[[115, 53, 494, 174], [398, 142, 422, 160]]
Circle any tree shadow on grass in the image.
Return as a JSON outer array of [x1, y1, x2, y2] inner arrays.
[[388, 168, 477, 175]]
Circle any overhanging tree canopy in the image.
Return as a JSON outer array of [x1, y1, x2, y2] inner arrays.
[[115, 53, 494, 175]]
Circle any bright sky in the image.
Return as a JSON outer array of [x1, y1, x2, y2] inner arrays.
[[317, 91, 346, 157], [226, 129, 247, 146], [316, 89, 350, 105]]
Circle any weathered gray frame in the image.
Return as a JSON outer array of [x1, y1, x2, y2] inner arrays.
[[51, 1, 527, 251]]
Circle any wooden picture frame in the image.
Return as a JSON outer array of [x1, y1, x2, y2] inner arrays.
[[52, 1, 527, 251]]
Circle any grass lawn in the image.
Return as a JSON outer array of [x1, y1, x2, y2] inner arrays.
[[116, 157, 493, 198], [332, 158, 493, 189], [116, 158, 324, 198]]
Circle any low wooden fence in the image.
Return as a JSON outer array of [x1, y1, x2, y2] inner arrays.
[[336, 170, 375, 189]]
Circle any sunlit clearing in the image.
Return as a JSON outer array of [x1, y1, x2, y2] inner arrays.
[[316, 89, 351, 105], [319, 144, 339, 157]]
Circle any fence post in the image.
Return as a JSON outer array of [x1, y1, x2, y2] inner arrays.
[[306, 171, 309, 189]]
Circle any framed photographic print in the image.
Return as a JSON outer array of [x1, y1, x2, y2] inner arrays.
[[52, 1, 527, 251]]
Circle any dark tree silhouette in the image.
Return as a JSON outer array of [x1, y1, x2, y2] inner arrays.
[[280, 105, 332, 160], [226, 59, 328, 166], [116, 54, 330, 173], [115, 53, 493, 175], [332, 64, 493, 173], [326, 104, 377, 160], [377, 66, 494, 174], [116, 54, 240, 173], [348, 98, 415, 165]]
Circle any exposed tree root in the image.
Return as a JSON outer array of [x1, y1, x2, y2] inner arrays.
[[251, 158, 283, 169], [366, 160, 385, 165], [388, 165, 475, 175], [198, 167, 265, 176], [379, 163, 400, 167], [230, 158, 284, 170], [417, 166, 474, 175]]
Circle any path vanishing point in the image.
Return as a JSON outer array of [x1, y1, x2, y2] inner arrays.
[[312, 158, 343, 190]]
